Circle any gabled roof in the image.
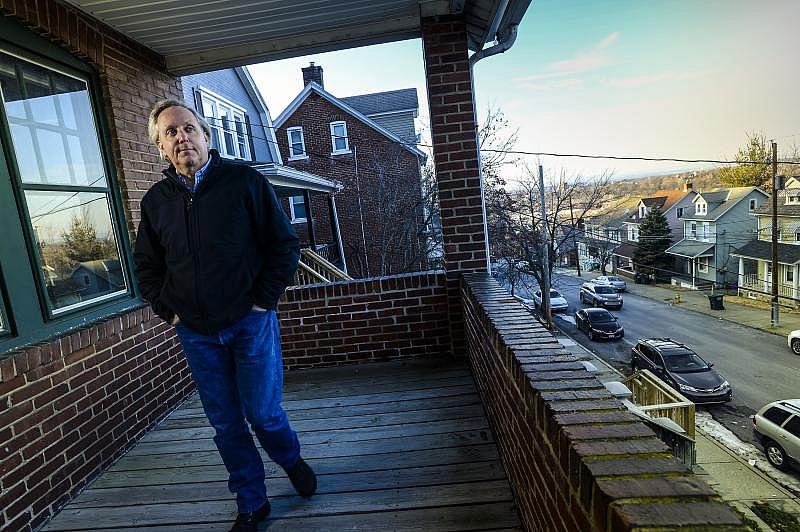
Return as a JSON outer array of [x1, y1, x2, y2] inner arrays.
[[234, 66, 283, 165], [730, 239, 800, 265], [340, 89, 418, 117], [274, 82, 427, 159], [683, 187, 768, 221]]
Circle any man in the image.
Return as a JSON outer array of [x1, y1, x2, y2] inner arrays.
[[134, 99, 316, 532]]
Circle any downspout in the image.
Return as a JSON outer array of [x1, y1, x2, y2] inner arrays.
[[468, 1, 519, 272]]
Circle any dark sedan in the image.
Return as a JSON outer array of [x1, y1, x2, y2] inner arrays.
[[630, 338, 732, 404], [575, 308, 624, 341]]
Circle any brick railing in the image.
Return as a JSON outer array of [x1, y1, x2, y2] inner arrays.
[[0, 307, 194, 531], [461, 273, 745, 531], [278, 271, 451, 369]]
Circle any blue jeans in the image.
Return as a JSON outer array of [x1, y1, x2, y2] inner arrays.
[[175, 309, 300, 512]]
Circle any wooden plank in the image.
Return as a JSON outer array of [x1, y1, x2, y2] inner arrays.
[[183, 375, 476, 408], [107, 430, 496, 472], [147, 403, 487, 438], [43, 480, 514, 530], [92, 444, 500, 489], [282, 365, 471, 392], [128, 417, 490, 455], [282, 358, 467, 387], [70, 461, 507, 508], [83, 502, 520, 532], [165, 392, 482, 424]]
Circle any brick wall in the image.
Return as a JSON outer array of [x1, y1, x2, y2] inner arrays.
[[421, 15, 487, 357], [278, 272, 450, 369], [0, 4, 191, 531], [461, 273, 745, 531], [275, 92, 426, 278]]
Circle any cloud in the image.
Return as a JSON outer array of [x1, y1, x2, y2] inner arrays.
[[602, 70, 709, 89], [516, 77, 585, 91], [513, 32, 620, 88]]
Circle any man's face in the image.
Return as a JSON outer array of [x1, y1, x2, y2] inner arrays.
[[156, 106, 210, 176]]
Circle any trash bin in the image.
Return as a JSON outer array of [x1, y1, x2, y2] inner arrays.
[[707, 294, 724, 310]]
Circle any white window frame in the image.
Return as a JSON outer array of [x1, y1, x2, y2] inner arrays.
[[749, 198, 757, 212], [330, 121, 350, 155], [628, 226, 638, 241], [690, 222, 697, 239], [288, 195, 307, 224], [198, 87, 250, 160], [639, 205, 646, 218], [785, 266, 794, 284], [697, 257, 709, 273], [287, 127, 308, 160], [676, 207, 683, 218], [695, 201, 706, 215]]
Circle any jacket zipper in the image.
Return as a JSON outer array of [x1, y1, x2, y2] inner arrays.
[[185, 191, 208, 332]]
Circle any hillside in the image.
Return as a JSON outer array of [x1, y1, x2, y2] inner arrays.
[[610, 168, 725, 198]]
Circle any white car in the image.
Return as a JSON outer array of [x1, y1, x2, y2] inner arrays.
[[788, 330, 800, 355], [593, 275, 627, 292], [533, 289, 569, 313]]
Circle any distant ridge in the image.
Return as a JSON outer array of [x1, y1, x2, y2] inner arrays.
[[609, 167, 724, 198]]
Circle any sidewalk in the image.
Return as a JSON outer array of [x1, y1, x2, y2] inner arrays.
[[553, 330, 800, 530]]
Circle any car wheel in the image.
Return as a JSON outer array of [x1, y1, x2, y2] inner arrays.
[[765, 440, 789, 471], [579, 292, 584, 303], [791, 338, 800, 355], [588, 329, 595, 341], [619, 330, 625, 339], [631, 360, 638, 372], [618, 303, 623, 310]]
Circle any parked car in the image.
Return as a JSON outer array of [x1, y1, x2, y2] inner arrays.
[[630, 338, 732, 404], [751, 399, 800, 471], [579, 282, 623, 310], [593, 275, 627, 292], [582, 258, 600, 271], [533, 289, 569, 312], [575, 308, 624, 340], [787, 330, 800, 355]]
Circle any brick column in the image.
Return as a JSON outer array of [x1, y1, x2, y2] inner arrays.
[[422, 14, 488, 356]]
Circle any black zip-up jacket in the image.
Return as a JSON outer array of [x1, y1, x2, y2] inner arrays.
[[133, 150, 300, 335]]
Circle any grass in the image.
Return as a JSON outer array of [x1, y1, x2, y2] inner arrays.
[[750, 502, 800, 532]]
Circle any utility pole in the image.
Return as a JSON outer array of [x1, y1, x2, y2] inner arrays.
[[771, 140, 779, 327], [569, 192, 581, 277], [538, 165, 552, 328]]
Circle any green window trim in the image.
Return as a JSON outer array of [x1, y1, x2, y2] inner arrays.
[[0, 19, 141, 356]]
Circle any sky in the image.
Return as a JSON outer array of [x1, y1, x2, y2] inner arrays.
[[248, 0, 800, 182]]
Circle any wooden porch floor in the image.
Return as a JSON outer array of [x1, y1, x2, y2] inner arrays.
[[43, 359, 521, 531]]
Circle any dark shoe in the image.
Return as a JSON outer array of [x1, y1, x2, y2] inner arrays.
[[230, 500, 270, 532], [286, 457, 317, 497]]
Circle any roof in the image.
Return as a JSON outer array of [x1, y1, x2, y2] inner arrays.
[[730, 240, 800, 265], [62, 1, 532, 75], [340, 89, 418, 117], [612, 242, 637, 259], [250, 163, 342, 194], [665, 239, 715, 258], [683, 187, 767, 221], [274, 82, 427, 159], [754, 191, 800, 217], [586, 196, 641, 227]]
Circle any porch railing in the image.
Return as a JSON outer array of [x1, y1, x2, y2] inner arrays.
[[739, 275, 796, 298], [293, 248, 352, 286], [622, 369, 695, 437]]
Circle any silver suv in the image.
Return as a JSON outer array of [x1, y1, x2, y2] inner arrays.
[[580, 282, 623, 310], [752, 399, 800, 471]]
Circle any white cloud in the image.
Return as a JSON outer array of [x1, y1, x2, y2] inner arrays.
[[513, 32, 620, 87], [602, 70, 708, 89]]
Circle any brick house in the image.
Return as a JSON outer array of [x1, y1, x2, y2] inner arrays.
[[0, 1, 748, 530], [273, 64, 429, 278]]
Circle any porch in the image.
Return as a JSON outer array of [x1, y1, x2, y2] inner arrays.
[[42, 359, 520, 531], [733, 244, 800, 307]]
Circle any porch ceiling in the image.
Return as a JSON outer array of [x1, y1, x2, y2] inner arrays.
[[63, 0, 532, 75]]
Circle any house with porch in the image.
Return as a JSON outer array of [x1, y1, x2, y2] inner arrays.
[[732, 178, 800, 306], [666, 187, 768, 289], [0, 2, 746, 531], [577, 196, 639, 272], [273, 65, 428, 278], [614, 186, 698, 276], [180, 66, 347, 270]]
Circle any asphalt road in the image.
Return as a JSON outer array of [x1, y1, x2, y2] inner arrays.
[[517, 271, 800, 445]]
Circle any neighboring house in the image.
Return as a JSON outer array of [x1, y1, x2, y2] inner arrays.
[[578, 197, 640, 272], [180, 66, 347, 269], [273, 63, 428, 278], [666, 186, 768, 288], [732, 177, 800, 306], [614, 185, 698, 275]]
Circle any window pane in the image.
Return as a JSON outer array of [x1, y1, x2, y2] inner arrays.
[[334, 137, 347, 151], [292, 197, 307, 219], [234, 117, 247, 158], [25, 190, 126, 312], [221, 114, 235, 155], [785, 416, 800, 437], [0, 51, 107, 187]]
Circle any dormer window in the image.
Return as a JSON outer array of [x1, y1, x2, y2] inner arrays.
[[786, 191, 800, 204], [639, 205, 646, 218], [695, 201, 707, 215]]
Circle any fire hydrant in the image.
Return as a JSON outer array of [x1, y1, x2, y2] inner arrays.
[[673, 293, 681, 304]]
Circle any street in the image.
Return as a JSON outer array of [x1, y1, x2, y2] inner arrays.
[[514, 271, 800, 446]]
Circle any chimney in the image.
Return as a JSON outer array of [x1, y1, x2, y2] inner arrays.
[[683, 180, 693, 192], [302, 62, 323, 88]]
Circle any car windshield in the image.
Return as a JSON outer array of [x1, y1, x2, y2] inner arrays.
[[550, 290, 561, 298], [664, 351, 710, 373], [591, 311, 616, 323], [607, 276, 620, 281], [595, 286, 614, 294]]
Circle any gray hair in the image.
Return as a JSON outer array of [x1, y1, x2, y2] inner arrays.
[[148, 99, 212, 145]]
